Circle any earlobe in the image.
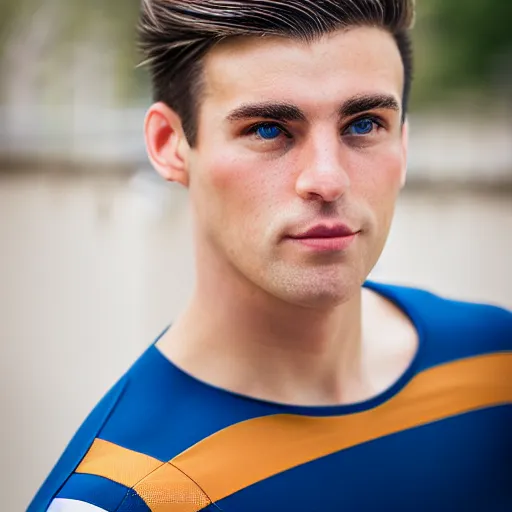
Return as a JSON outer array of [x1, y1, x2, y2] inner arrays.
[[144, 102, 190, 187]]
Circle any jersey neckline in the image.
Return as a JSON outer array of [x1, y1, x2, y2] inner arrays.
[[148, 280, 427, 416]]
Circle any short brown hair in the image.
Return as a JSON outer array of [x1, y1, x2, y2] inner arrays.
[[138, 0, 415, 146]]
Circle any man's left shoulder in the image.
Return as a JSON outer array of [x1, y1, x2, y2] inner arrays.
[[371, 281, 512, 352], [425, 289, 511, 347]]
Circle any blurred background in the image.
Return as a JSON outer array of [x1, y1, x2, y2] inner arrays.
[[1, 1, 511, 509]]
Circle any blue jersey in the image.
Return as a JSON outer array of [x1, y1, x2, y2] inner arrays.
[[29, 282, 512, 512]]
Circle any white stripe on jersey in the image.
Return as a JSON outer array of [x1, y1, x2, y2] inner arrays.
[[47, 498, 108, 512]]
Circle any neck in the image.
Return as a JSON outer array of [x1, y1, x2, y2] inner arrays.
[[158, 230, 418, 406], [158, 256, 384, 407]]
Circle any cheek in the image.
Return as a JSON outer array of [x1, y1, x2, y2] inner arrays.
[[346, 142, 404, 245], [193, 150, 278, 240], [350, 143, 404, 205]]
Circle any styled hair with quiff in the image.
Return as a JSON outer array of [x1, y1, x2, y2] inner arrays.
[[138, 0, 415, 146]]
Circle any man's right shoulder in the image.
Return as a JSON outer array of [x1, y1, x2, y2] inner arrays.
[[27, 375, 131, 512]]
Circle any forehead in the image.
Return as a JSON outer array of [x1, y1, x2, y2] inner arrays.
[[201, 27, 404, 117]]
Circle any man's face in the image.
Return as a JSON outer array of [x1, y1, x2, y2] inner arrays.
[[188, 27, 407, 308]]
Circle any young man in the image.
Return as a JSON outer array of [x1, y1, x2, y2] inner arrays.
[[30, 1, 511, 511]]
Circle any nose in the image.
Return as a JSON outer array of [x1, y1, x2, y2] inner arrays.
[[295, 132, 350, 203]]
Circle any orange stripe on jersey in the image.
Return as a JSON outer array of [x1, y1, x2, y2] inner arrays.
[[134, 462, 211, 512], [76, 438, 163, 488], [75, 436, 212, 511], [169, 352, 512, 505]]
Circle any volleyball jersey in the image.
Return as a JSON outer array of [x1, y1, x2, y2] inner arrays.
[[28, 282, 512, 511]]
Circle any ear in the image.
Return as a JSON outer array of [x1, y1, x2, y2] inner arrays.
[[144, 102, 191, 187], [399, 119, 409, 189]]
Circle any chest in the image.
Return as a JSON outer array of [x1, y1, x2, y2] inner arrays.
[[211, 407, 512, 512]]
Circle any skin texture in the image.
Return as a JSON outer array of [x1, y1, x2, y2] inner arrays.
[[145, 27, 417, 406]]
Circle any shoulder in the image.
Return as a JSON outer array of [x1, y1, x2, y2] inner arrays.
[[28, 333, 218, 512], [367, 281, 512, 368], [371, 281, 511, 339], [27, 337, 168, 512], [27, 375, 129, 512], [410, 286, 510, 345]]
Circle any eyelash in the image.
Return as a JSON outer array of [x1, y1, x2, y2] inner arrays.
[[245, 115, 385, 140]]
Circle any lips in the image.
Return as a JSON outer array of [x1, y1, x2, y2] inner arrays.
[[291, 224, 357, 239]]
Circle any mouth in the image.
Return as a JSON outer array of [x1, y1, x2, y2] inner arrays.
[[286, 223, 361, 252]]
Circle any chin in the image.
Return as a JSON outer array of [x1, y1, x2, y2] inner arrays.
[[290, 293, 352, 310], [269, 270, 363, 310], [294, 287, 357, 309]]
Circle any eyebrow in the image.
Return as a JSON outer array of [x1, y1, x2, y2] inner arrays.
[[339, 94, 400, 118], [225, 94, 400, 124], [226, 102, 307, 123]]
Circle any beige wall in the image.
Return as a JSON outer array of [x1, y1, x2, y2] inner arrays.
[[1, 171, 511, 510]]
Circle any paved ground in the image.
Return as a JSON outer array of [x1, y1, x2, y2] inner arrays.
[[1, 170, 511, 509]]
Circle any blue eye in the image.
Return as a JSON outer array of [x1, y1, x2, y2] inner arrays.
[[255, 124, 282, 140], [347, 118, 376, 136]]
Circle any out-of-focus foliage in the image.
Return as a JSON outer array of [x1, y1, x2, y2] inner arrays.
[[411, 1, 512, 107], [0, 0, 138, 46], [0, 0, 146, 103], [0, 2, 18, 38], [1, 0, 511, 108]]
